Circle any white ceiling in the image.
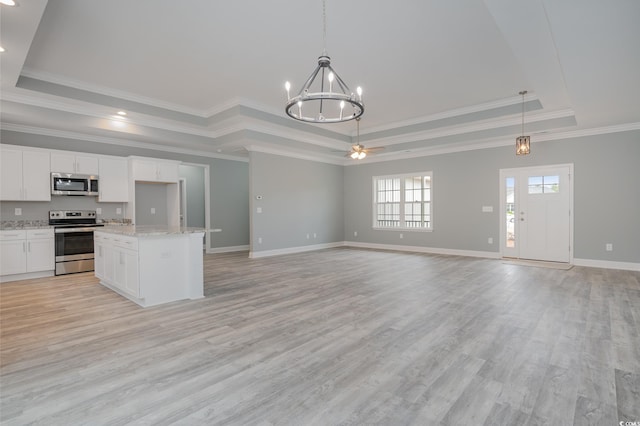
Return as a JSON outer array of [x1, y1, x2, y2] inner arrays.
[[1, 0, 639, 163]]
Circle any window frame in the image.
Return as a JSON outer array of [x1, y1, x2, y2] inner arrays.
[[372, 171, 433, 232]]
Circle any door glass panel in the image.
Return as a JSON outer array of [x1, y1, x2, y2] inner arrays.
[[528, 176, 543, 194], [543, 175, 560, 193], [506, 177, 515, 248]]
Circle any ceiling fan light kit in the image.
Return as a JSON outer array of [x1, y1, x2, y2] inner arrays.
[[284, 0, 363, 124]]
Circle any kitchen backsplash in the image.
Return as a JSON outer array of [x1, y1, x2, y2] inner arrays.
[[0, 197, 126, 222]]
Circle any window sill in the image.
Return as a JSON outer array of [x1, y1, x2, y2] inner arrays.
[[373, 227, 433, 233]]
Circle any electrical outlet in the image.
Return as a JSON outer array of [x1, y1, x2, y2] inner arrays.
[[258, 237, 263, 244], [257, 207, 262, 213], [400, 233, 403, 239], [96, 208, 102, 215], [354, 231, 358, 237], [313, 233, 317, 239], [488, 237, 493, 244], [306, 234, 310, 239], [605, 243, 613, 252], [14, 208, 22, 216], [150, 207, 156, 214], [116, 207, 122, 215]]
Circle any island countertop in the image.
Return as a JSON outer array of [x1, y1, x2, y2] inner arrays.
[[98, 225, 206, 237]]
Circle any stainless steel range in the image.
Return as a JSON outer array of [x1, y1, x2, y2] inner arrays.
[[49, 210, 104, 276]]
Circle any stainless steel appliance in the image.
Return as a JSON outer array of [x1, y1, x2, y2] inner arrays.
[[49, 210, 104, 275], [51, 173, 99, 196]]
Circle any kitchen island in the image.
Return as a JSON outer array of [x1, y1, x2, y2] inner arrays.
[[94, 226, 205, 307]]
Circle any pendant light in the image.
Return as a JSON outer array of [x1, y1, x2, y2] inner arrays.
[[284, 0, 364, 123], [516, 90, 530, 155]]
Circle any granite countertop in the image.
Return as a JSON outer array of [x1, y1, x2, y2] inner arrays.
[[0, 221, 53, 231], [97, 225, 206, 237]]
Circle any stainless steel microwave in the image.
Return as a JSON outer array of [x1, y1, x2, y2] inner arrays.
[[51, 173, 99, 196]]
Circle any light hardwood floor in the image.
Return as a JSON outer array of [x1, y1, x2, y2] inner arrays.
[[1, 248, 639, 425]]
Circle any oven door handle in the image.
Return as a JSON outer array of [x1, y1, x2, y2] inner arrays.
[[54, 227, 99, 234]]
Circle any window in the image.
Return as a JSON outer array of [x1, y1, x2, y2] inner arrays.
[[528, 175, 560, 194], [373, 172, 432, 230]]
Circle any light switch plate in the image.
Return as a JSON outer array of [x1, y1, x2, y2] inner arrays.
[[482, 206, 493, 213], [116, 208, 122, 215], [96, 208, 102, 215], [14, 208, 22, 216]]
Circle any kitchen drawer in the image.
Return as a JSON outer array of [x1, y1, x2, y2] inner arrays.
[[113, 235, 138, 251], [26, 229, 54, 239], [0, 230, 26, 241]]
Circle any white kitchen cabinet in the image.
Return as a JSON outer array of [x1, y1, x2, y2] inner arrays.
[[95, 232, 139, 298], [0, 231, 27, 276], [95, 229, 204, 307], [0, 146, 51, 201], [51, 152, 99, 175], [0, 229, 54, 279], [25, 229, 55, 272], [94, 234, 105, 279], [98, 156, 129, 202], [129, 157, 179, 183]]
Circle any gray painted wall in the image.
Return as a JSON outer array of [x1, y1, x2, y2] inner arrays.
[[0, 196, 124, 222], [3, 128, 637, 264], [344, 130, 640, 263], [249, 151, 344, 252], [134, 183, 169, 226], [0, 130, 249, 248], [178, 164, 205, 227]]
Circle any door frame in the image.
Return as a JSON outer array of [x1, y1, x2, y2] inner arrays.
[[179, 162, 211, 252], [179, 177, 188, 227], [499, 163, 574, 263]]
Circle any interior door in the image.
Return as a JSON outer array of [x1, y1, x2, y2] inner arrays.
[[500, 165, 572, 262]]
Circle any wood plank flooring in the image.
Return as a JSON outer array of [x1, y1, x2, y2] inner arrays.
[[1, 248, 639, 425]]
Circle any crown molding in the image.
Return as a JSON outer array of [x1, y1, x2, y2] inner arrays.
[[0, 123, 249, 162], [364, 108, 575, 148], [356, 92, 540, 136], [20, 67, 209, 118], [345, 122, 640, 165], [2, 89, 350, 151], [531, 122, 640, 141], [245, 144, 345, 166]]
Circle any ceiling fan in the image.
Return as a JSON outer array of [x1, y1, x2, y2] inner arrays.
[[344, 118, 384, 160]]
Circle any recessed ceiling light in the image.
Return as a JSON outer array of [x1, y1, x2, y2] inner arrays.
[[117, 111, 127, 116], [0, 0, 16, 6]]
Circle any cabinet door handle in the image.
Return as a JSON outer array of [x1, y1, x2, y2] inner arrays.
[[28, 242, 31, 252]]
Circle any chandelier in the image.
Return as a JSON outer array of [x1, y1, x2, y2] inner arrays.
[[516, 90, 531, 155], [284, 0, 364, 123]]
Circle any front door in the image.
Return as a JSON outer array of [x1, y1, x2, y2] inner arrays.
[[500, 164, 572, 262]]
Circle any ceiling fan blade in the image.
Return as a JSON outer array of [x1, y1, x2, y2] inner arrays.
[[364, 147, 385, 153]]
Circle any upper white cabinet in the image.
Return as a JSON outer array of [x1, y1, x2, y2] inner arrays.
[[51, 152, 99, 175], [98, 156, 129, 202], [129, 157, 179, 183], [0, 146, 51, 201]]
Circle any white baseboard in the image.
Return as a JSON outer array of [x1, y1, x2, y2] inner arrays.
[[249, 242, 345, 259], [1, 270, 54, 283], [207, 245, 249, 254], [344, 241, 501, 259], [573, 258, 640, 272]]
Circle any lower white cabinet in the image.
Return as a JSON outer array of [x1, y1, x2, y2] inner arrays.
[[94, 233, 139, 298], [0, 229, 54, 279], [95, 229, 204, 307]]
